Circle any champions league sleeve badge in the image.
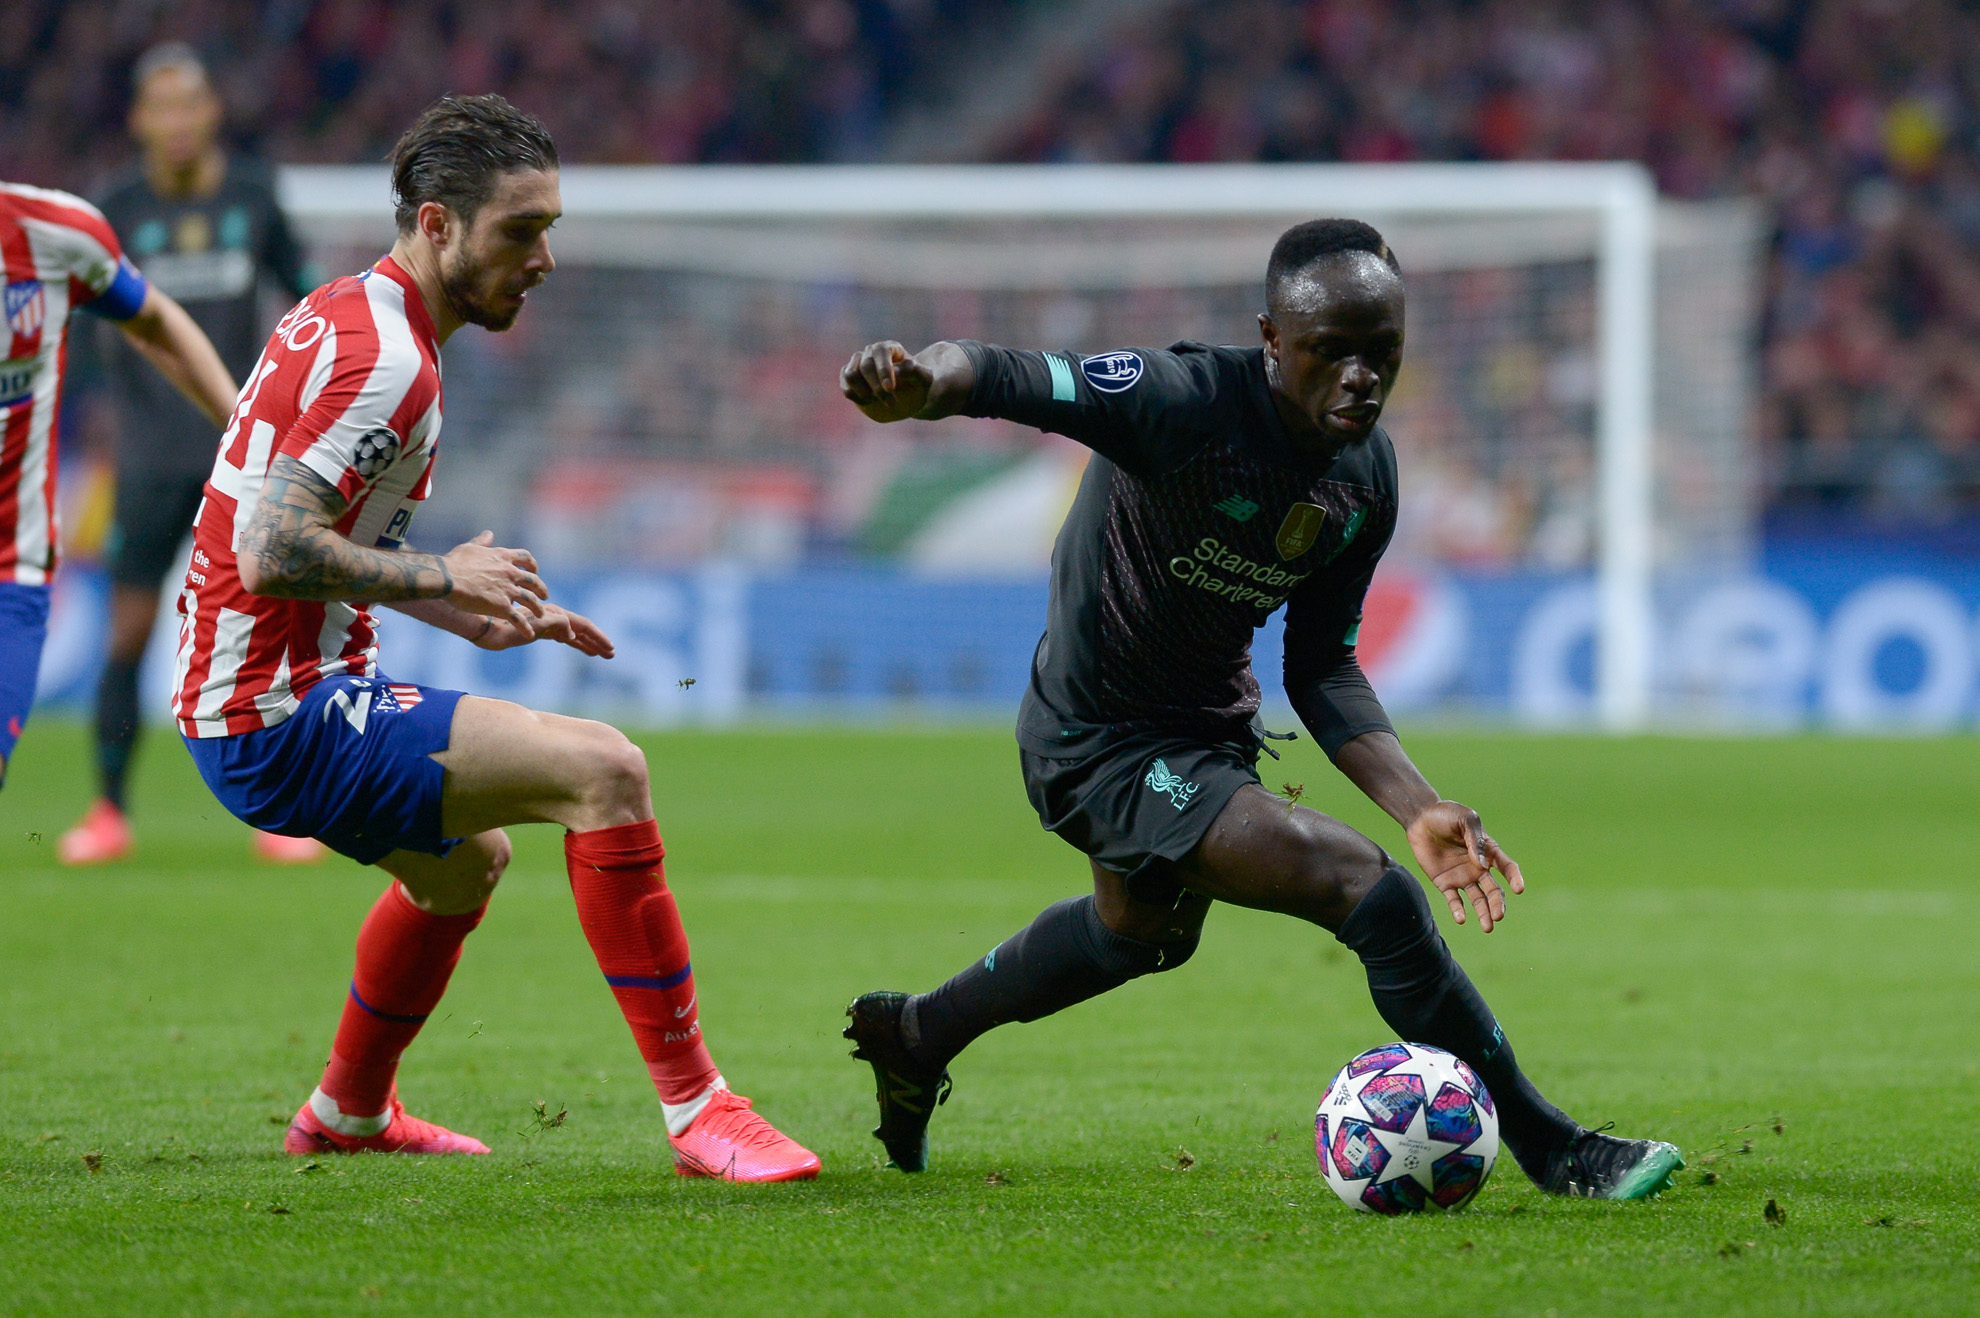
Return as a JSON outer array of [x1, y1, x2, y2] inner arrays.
[[351, 427, 402, 479], [1080, 351, 1144, 393]]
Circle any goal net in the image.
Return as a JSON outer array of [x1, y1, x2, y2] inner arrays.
[[275, 164, 1763, 728]]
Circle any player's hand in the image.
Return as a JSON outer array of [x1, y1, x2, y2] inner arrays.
[[442, 531, 548, 630], [472, 601, 616, 658], [1405, 800, 1524, 933], [841, 340, 934, 421]]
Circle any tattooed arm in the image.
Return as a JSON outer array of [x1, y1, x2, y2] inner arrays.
[[237, 454, 547, 629]]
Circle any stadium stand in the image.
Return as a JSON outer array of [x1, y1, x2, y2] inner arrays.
[[6, 0, 1977, 523], [0, 0, 1019, 183], [991, 0, 1980, 525]]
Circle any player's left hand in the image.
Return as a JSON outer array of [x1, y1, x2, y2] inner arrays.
[[1405, 800, 1524, 933], [473, 603, 615, 658]]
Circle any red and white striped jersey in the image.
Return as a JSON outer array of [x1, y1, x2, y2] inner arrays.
[[1, 182, 150, 585], [173, 256, 442, 738]]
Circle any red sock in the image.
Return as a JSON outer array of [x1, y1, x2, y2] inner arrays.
[[319, 882, 485, 1118], [565, 819, 720, 1104]]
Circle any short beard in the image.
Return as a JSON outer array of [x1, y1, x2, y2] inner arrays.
[[439, 253, 521, 332]]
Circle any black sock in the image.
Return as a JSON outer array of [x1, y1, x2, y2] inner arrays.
[[94, 656, 142, 811], [1337, 864, 1579, 1183], [904, 895, 1198, 1069]]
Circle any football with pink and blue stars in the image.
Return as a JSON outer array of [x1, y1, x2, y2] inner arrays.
[[1316, 1042, 1499, 1214]]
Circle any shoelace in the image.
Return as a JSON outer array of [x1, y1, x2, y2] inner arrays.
[[698, 1094, 792, 1152], [1564, 1123, 1624, 1189]]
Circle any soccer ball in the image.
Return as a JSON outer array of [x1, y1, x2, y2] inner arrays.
[[1315, 1041, 1499, 1214]]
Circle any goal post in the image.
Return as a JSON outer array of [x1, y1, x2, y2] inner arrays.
[[279, 162, 1716, 731]]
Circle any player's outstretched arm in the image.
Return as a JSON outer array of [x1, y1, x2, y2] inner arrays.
[[238, 455, 547, 630], [1334, 730, 1525, 933], [840, 340, 975, 422], [114, 285, 239, 429], [386, 594, 614, 658]]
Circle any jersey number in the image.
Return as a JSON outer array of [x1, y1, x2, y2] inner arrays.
[[324, 685, 372, 735], [213, 358, 283, 551]]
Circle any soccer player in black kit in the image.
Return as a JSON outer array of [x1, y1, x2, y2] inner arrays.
[[61, 43, 316, 865], [837, 220, 1683, 1201]]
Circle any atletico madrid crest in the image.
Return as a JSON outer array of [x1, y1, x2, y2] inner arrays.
[[5, 280, 45, 339], [1275, 502, 1327, 560]]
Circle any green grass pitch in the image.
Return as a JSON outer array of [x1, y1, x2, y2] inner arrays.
[[3, 719, 1978, 1315]]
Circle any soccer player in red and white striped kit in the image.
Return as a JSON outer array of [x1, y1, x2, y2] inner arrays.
[[0, 181, 236, 788], [173, 95, 818, 1180]]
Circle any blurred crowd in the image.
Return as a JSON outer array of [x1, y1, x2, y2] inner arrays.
[[1000, 0, 1980, 522], [10, 0, 1980, 532], [0, 0, 1013, 182]]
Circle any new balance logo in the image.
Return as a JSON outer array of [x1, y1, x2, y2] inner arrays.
[[1145, 758, 1201, 811], [1213, 495, 1260, 522], [886, 1075, 929, 1114]]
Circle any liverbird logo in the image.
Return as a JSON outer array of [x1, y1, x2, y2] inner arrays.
[[1145, 758, 1201, 811]]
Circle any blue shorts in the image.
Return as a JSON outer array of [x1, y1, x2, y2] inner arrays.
[[0, 581, 51, 780], [183, 674, 466, 865]]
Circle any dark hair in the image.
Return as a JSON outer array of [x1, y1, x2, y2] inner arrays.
[[1266, 218, 1401, 308], [389, 94, 558, 234]]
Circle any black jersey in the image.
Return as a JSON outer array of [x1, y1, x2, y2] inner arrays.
[[96, 157, 310, 476], [958, 339, 1398, 760]]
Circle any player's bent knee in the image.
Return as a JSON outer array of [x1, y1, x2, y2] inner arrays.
[[1148, 926, 1201, 973], [572, 723, 651, 818], [1081, 897, 1196, 979], [479, 829, 513, 888]]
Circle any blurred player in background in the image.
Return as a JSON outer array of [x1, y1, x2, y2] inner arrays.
[[174, 95, 818, 1179], [839, 221, 1682, 1200], [60, 42, 318, 866], [0, 181, 235, 793]]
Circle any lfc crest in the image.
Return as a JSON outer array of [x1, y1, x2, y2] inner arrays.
[[1275, 502, 1327, 560]]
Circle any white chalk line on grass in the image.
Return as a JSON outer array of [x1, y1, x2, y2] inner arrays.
[[6, 867, 1962, 918], [684, 875, 1966, 916]]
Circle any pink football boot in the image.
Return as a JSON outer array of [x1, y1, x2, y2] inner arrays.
[[284, 1091, 489, 1155], [57, 800, 134, 865], [254, 830, 329, 864], [669, 1089, 820, 1182]]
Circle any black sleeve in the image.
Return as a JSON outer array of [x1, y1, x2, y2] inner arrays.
[[254, 170, 313, 300], [953, 340, 1219, 478], [1282, 514, 1396, 759]]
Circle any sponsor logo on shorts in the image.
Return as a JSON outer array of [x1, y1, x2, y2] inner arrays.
[[1145, 758, 1201, 811], [1080, 350, 1143, 393]]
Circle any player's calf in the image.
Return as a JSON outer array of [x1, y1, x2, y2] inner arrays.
[[299, 851, 502, 1153]]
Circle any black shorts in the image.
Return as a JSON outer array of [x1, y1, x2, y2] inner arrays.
[[105, 467, 207, 589], [1020, 727, 1264, 896]]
